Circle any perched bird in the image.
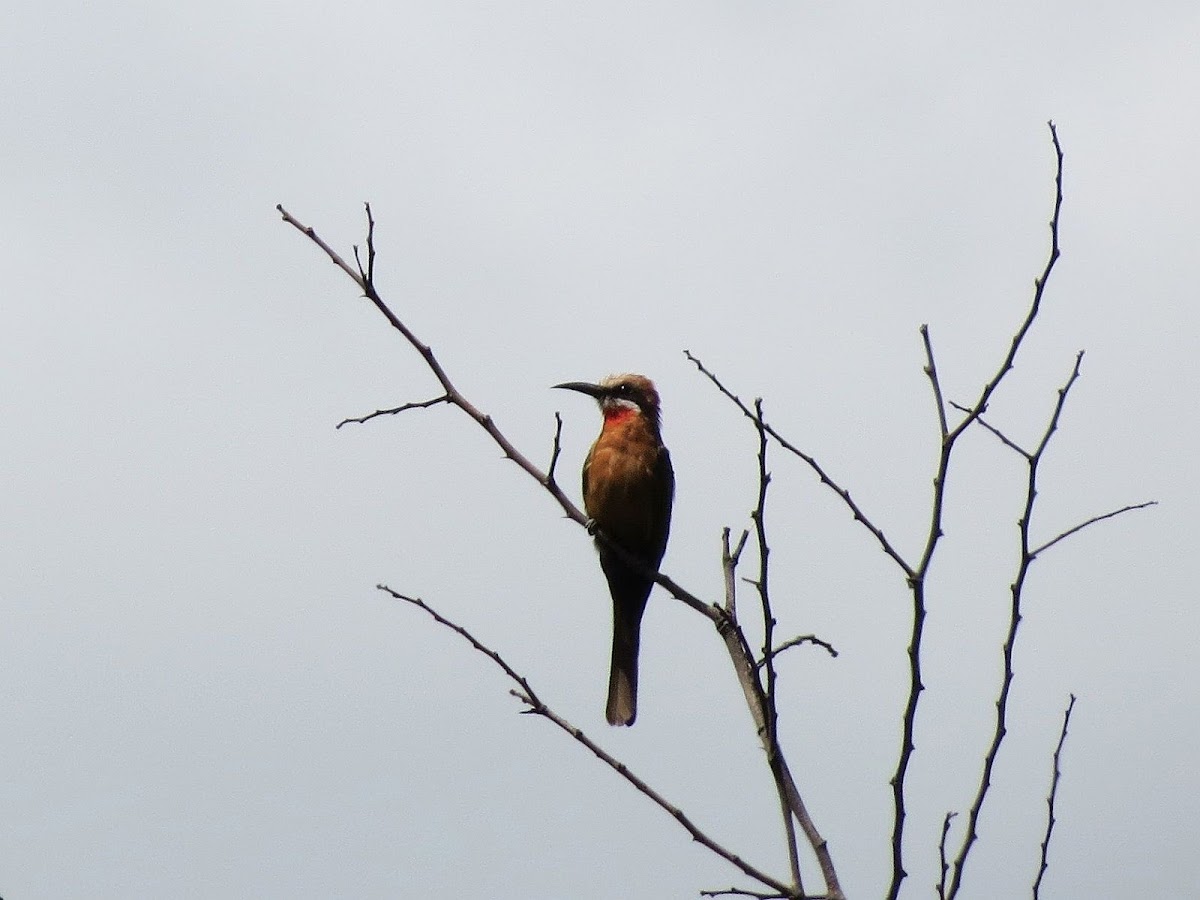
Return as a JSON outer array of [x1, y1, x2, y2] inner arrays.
[[554, 374, 674, 726]]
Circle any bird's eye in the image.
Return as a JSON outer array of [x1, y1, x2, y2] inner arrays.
[[616, 383, 632, 395]]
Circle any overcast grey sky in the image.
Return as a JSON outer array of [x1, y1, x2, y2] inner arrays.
[[3, 3, 1197, 898]]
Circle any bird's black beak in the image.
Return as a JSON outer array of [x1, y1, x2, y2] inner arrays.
[[553, 381, 607, 399]]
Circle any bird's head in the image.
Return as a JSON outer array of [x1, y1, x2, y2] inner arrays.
[[554, 373, 663, 427]]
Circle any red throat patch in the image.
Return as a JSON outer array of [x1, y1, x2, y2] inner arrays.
[[602, 405, 638, 426]]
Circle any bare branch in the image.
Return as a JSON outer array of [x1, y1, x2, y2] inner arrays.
[[949, 401, 1031, 457], [685, 350, 914, 579], [700, 890, 837, 900], [890, 121, 1069, 900], [758, 634, 839, 668], [1033, 350, 1083, 457], [1031, 501, 1158, 557], [954, 352, 1157, 561], [377, 584, 543, 708], [353, 201, 376, 283], [744, 399, 804, 894], [516, 698, 797, 896], [336, 394, 451, 429], [378, 584, 796, 896], [921, 325, 950, 439], [1034, 694, 1077, 899], [708, 598, 842, 898], [937, 811, 958, 900], [946, 351, 1079, 899], [277, 204, 369, 289], [547, 411, 564, 485], [722, 527, 751, 615], [947, 121, 1064, 441]]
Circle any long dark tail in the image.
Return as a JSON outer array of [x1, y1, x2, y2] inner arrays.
[[606, 595, 644, 726]]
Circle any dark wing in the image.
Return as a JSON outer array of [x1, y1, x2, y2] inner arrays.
[[650, 444, 674, 566]]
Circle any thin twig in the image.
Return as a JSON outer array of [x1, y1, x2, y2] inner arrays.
[[757, 634, 839, 668], [685, 350, 914, 579], [1031, 501, 1157, 557], [950, 399, 1156, 558], [377, 584, 542, 707], [547, 412, 564, 485], [352, 202, 377, 283], [947, 121, 1064, 442], [1034, 694, 1077, 900], [949, 401, 1030, 457], [921, 325, 950, 439], [336, 395, 451, 429], [937, 811, 958, 900]]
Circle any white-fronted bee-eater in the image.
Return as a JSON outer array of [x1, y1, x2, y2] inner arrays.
[[554, 374, 674, 726]]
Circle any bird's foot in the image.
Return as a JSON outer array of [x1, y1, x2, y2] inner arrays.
[[585, 517, 599, 536]]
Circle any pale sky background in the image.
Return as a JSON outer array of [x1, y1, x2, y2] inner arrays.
[[3, 3, 1197, 899]]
